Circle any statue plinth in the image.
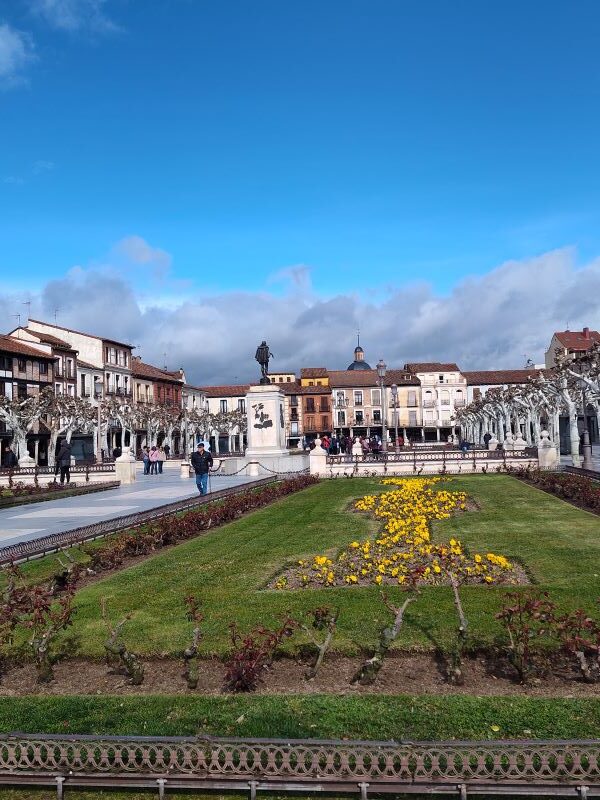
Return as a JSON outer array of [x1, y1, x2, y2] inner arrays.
[[244, 384, 287, 457]]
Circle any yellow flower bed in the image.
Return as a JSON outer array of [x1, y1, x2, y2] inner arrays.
[[275, 478, 519, 589]]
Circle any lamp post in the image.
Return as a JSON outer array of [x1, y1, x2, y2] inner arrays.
[[181, 390, 189, 461], [391, 383, 399, 454], [377, 359, 387, 453], [577, 377, 594, 470], [94, 378, 103, 464]]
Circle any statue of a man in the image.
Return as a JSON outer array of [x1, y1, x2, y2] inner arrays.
[[255, 340, 274, 384]]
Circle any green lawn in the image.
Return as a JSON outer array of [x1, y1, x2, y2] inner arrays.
[[24, 474, 600, 658]]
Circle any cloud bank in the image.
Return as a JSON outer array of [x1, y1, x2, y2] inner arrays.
[[3, 243, 600, 386]]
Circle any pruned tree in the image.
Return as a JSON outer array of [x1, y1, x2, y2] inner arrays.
[[0, 392, 46, 464]]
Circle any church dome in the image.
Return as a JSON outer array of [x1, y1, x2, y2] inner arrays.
[[347, 342, 371, 370]]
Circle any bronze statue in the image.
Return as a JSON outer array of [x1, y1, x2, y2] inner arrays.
[[255, 340, 274, 384]]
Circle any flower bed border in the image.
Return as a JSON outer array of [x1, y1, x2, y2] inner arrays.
[[508, 466, 600, 516]]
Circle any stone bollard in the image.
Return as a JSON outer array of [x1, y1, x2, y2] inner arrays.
[[537, 430, 558, 469], [115, 447, 136, 484], [310, 438, 328, 476], [180, 461, 192, 479]]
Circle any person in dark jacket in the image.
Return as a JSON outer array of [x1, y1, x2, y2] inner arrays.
[[56, 441, 72, 484], [3, 446, 18, 468], [190, 442, 213, 495]]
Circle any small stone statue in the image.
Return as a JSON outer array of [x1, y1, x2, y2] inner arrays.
[[255, 340, 274, 384]]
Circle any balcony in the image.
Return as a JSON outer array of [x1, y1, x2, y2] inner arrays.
[[454, 399, 466, 408], [423, 400, 436, 408]]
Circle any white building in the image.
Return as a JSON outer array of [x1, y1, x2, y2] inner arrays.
[[404, 362, 467, 442]]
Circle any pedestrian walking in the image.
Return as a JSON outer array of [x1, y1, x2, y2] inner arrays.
[[149, 445, 159, 474], [56, 440, 72, 485], [164, 443, 170, 459], [3, 445, 17, 468], [190, 442, 213, 495], [157, 446, 166, 474], [142, 446, 150, 475]]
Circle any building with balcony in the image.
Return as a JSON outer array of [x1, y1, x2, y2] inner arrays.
[[131, 357, 184, 408], [0, 334, 57, 464], [9, 327, 78, 398], [404, 362, 467, 442]]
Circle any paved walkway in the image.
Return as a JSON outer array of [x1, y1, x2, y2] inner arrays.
[[0, 468, 255, 549]]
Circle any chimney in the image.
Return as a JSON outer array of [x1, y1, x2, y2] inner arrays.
[[583, 327, 590, 339]]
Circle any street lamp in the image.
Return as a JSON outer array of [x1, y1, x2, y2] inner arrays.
[[577, 376, 594, 470], [377, 359, 387, 453], [391, 383, 399, 454], [181, 390, 189, 461], [94, 378, 103, 464]]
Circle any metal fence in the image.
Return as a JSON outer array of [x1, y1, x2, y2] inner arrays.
[[0, 733, 598, 798], [0, 463, 116, 478], [0, 476, 275, 566]]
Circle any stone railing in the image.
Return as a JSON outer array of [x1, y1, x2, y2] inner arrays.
[[310, 447, 539, 477]]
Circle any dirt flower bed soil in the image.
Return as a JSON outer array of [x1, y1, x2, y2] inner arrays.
[[0, 481, 118, 509], [271, 477, 526, 590], [1, 654, 599, 698]]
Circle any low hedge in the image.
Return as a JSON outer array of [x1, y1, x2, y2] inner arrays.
[[509, 466, 600, 512]]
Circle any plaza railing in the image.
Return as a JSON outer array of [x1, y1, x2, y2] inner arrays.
[[326, 448, 537, 467], [0, 733, 598, 798], [0, 476, 275, 566]]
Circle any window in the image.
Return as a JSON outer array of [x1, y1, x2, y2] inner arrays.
[[441, 391, 450, 406], [0, 356, 10, 371], [290, 395, 298, 407], [438, 374, 444, 383], [17, 382, 27, 399], [320, 415, 328, 430], [424, 391, 435, 407], [409, 411, 417, 426], [238, 399, 245, 413], [220, 399, 228, 413], [319, 397, 329, 412], [55, 383, 62, 394], [336, 391, 346, 405], [407, 390, 417, 407], [473, 388, 481, 399], [373, 409, 381, 423], [305, 398, 315, 413], [67, 384, 75, 396], [337, 411, 346, 426], [371, 388, 381, 406], [66, 358, 74, 378], [354, 391, 363, 406], [18, 359, 26, 372], [286, 377, 291, 382], [308, 381, 314, 386], [355, 410, 364, 424], [40, 362, 48, 375], [305, 415, 315, 430]]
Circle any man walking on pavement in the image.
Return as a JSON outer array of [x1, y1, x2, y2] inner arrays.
[[190, 442, 213, 495]]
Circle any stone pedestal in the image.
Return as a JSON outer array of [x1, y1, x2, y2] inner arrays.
[[245, 385, 287, 459], [18, 454, 35, 468], [115, 447, 136, 484], [487, 436, 499, 451], [537, 430, 559, 469], [513, 435, 527, 450], [352, 440, 363, 457], [309, 437, 328, 476]]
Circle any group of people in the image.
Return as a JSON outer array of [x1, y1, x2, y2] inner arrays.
[[141, 445, 168, 475], [305, 433, 405, 455]]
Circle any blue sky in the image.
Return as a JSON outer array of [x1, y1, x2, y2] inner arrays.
[[1, 1, 600, 381]]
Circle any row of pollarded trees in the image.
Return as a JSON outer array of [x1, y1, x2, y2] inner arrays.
[[455, 345, 600, 466], [0, 388, 248, 466]]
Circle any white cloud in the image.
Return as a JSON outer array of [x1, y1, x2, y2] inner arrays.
[[2, 245, 600, 385], [111, 236, 172, 280], [32, 159, 55, 174], [30, 0, 117, 33], [0, 23, 35, 88]]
